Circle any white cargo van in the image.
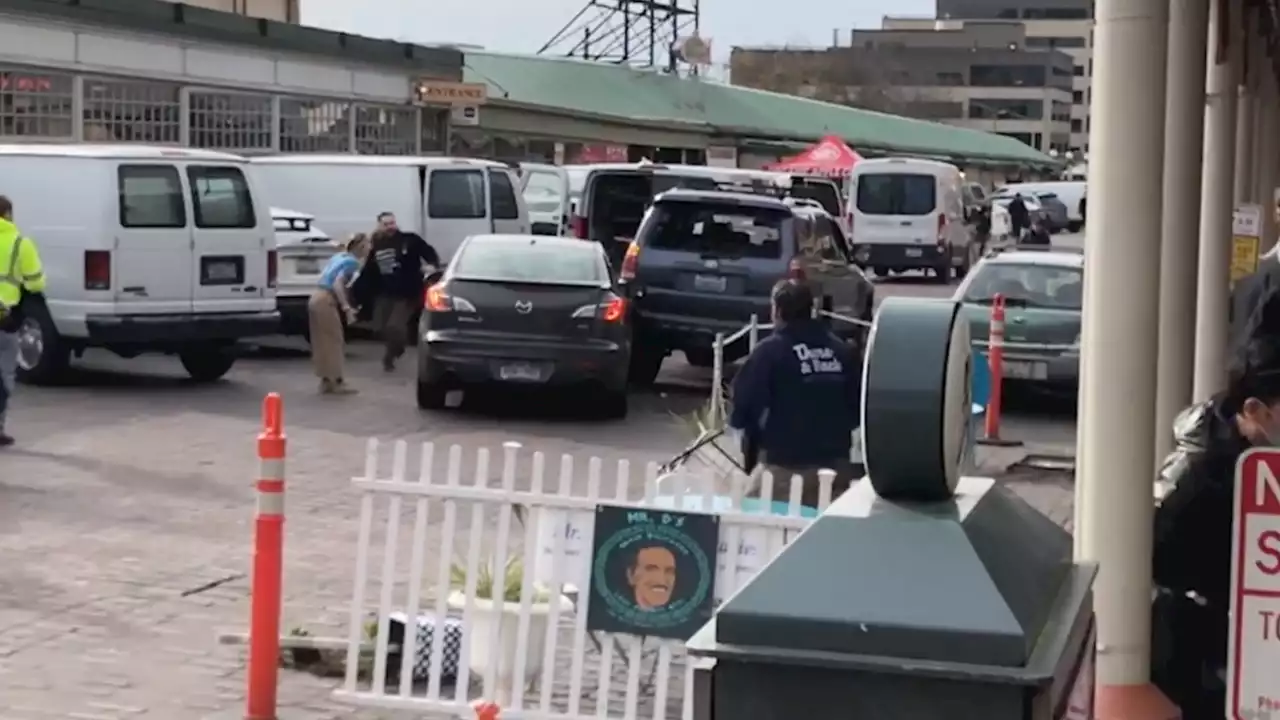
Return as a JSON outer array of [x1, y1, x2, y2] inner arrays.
[[251, 155, 531, 264], [847, 157, 977, 282], [0, 144, 278, 384]]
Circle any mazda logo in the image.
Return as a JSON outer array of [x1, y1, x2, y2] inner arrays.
[[515, 300, 532, 314]]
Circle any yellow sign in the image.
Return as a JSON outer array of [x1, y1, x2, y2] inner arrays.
[[1231, 235, 1260, 286], [413, 80, 488, 106]]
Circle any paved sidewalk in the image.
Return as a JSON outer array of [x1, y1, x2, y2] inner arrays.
[[0, 348, 1076, 719]]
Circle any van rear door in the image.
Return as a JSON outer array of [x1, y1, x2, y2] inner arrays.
[[187, 164, 272, 313], [519, 163, 570, 235], [114, 163, 194, 314], [488, 167, 529, 235], [851, 171, 940, 247], [424, 165, 489, 264]]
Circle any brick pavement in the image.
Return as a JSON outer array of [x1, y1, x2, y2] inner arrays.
[[0, 342, 1075, 719]]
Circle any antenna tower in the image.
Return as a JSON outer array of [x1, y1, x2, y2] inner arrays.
[[538, 0, 701, 70]]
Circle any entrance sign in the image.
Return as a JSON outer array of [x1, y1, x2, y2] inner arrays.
[[1228, 449, 1280, 719]]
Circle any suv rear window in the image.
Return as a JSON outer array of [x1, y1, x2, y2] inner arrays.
[[789, 181, 842, 216], [856, 173, 936, 216], [644, 201, 787, 259]]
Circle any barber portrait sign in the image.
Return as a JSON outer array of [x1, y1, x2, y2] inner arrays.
[[585, 505, 718, 640], [1228, 449, 1280, 719]]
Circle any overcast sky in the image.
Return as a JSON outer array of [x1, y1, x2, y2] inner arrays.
[[302, 0, 937, 61]]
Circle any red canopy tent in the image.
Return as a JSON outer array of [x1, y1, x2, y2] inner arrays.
[[765, 135, 862, 178]]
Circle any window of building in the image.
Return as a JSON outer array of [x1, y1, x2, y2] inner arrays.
[[428, 169, 486, 219], [1072, 90, 1084, 104], [354, 104, 418, 155], [1071, 118, 1083, 132], [421, 108, 449, 154], [187, 165, 256, 228], [189, 91, 273, 152], [0, 67, 74, 139], [84, 77, 181, 144], [1073, 64, 1085, 76], [969, 64, 1047, 87], [488, 168, 519, 220], [1025, 35, 1087, 48], [118, 165, 186, 228], [937, 71, 966, 86], [970, 98, 1044, 120], [279, 98, 350, 152]]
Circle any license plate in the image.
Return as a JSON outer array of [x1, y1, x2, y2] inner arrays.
[[294, 258, 321, 274], [498, 363, 546, 382], [905, 248, 923, 258], [1003, 360, 1047, 380], [693, 274, 727, 293]]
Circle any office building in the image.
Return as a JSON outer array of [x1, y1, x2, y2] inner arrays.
[[730, 22, 1074, 153], [156, 0, 300, 23]]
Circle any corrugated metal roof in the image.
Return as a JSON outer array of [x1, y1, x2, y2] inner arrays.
[[464, 51, 1055, 166]]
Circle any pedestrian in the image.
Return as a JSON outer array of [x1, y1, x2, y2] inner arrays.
[[360, 212, 440, 371], [1007, 193, 1030, 237], [1229, 241, 1280, 351], [309, 233, 368, 395], [0, 195, 47, 447], [1152, 284, 1280, 718], [728, 279, 861, 508]]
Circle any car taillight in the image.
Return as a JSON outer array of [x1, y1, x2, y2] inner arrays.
[[937, 214, 947, 245], [267, 250, 278, 288], [620, 241, 640, 281], [788, 257, 807, 280], [572, 296, 627, 323], [84, 250, 111, 290], [424, 283, 476, 313], [571, 215, 587, 239]]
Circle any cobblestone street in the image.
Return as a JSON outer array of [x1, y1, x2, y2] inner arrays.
[[0, 341, 1074, 719]]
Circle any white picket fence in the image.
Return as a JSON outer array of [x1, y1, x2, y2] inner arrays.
[[334, 439, 834, 718]]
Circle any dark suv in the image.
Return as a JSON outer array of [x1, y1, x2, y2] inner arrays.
[[618, 189, 875, 386]]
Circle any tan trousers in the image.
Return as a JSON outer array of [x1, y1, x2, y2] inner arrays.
[[374, 296, 414, 362], [308, 290, 346, 381]]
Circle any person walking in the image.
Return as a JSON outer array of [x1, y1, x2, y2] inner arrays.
[[1152, 284, 1280, 718], [728, 279, 862, 508], [308, 233, 368, 395], [361, 212, 440, 371], [0, 195, 47, 447], [1007, 193, 1031, 238]]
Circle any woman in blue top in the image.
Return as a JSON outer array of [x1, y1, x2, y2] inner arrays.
[[309, 233, 368, 394]]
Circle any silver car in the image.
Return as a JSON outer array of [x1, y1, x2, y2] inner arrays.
[[1034, 192, 1071, 233]]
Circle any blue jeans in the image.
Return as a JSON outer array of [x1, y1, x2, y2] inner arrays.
[[0, 330, 16, 432]]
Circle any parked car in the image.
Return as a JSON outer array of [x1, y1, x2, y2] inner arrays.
[[1032, 192, 1070, 233], [619, 188, 874, 385], [416, 234, 631, 418], [992, 195, 1049, 229], [997, 181, 1087, 232], [2, 144, 279, 385], [272, 207, 337, 338], [953, 248, 1083, 390]]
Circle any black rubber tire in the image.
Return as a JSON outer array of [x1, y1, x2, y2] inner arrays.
[[933, 255, 953, 284], [597, 389, 629, 419], [628, 344, 664, 387], [684, 348, 715, 368], [13, 296, 70, 386], [416, 380, 448, 410], [179, 345, 236, 382]]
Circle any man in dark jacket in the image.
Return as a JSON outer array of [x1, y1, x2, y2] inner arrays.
[[360, 212, 440, 371], [1007, 194, 1031, 237], [729, 280, 861, 507], [1229, 244, 1280, 350]]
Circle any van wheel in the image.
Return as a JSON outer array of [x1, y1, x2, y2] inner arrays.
[[13, 297, 70, 386], [179, 345, 236, 382], [933, 252, 953, 284], [597, 388, 629, 419], [416, 379, 448, 410], [685, 348, 715, 368], [628, 343, 665, 388]]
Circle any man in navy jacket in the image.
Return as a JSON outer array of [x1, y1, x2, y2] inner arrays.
[[729, 280, 862, 508]]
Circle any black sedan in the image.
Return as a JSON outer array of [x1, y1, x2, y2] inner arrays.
[[417, 234, 632, 417]]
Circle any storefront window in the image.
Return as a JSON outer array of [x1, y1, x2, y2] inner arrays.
[[0, 67, 74, 139], [420, 108, 449, 154], [279, 97, 350, 152], [354, 104, 417, 155], [189, 91, 273, 152], [450, 127, 494, 157], [84, 77, 181, 144]]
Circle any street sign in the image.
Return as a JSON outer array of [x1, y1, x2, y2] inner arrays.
[[1228, 449, 1280, 719]]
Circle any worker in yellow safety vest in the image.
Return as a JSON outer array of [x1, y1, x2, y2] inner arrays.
[[0, 194, 46, 447]]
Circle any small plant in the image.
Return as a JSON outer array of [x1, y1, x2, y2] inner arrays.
[[450, 555, 551, 604]]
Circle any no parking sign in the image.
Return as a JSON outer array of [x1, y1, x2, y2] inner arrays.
[[1228, 449, 1280, 719]]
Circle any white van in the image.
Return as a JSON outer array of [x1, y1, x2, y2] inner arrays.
[[0, 144, 279, 384], [847, 157, 977, 282], [271, 207, 337, 337], [251, 155, 532, 264], [519, 162, 571, 236], [996, 180, 1086, 231]]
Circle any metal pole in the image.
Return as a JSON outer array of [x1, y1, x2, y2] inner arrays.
[[1234, 16, 1257, 204], [1079, 0, 1172, 712], [1153, 0, 1211, 471], [1193, 0, 1240, 402]]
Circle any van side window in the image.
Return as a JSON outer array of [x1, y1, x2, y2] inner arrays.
[[428, 169, 486, 219], [118, 165, 186, 228], [187, 166, 256, 229], [488, 169, 519, 220]]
